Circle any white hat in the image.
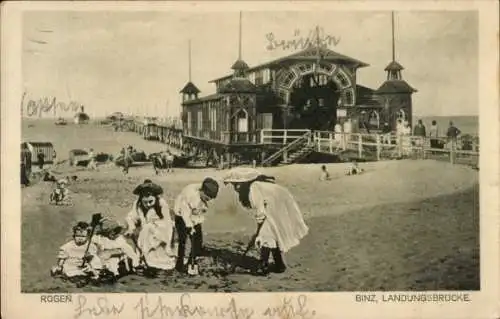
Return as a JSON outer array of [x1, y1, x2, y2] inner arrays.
[[57, 179, 68, 185], [223, 167, 262, 183]]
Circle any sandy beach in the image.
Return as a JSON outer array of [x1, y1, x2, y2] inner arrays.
[[21, 121, 479, 292]]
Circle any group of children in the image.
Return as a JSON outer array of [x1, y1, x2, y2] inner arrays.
[[320, 160, 365, 181], [51, 218, 140, 287], [50, 177, 220, 286], [50, 166, 312, 286]]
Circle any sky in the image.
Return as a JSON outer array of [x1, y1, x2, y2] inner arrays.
[[22, 10, 478, 118]]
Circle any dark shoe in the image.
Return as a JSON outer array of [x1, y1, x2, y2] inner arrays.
[[175, 260, 185, 273], [253, 247, 271, 276], [271, 248, 287, 273]]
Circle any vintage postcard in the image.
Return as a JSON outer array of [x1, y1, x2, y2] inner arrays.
[[1, 0, 499, 318]]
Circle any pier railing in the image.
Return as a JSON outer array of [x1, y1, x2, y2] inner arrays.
[[312, 131, 479, 166], [260, 129, 312, 145]]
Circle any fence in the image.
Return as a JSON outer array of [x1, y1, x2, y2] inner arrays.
[[260, 129, 311, 145], [312, 132, 479, 166]]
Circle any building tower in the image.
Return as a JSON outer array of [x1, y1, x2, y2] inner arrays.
[[375, 12, 417, 131], [219, 11, 257, 143], [180, 40, 201, 102]]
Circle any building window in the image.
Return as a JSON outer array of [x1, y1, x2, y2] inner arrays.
[[197, 110, 203, 132], [304, 99, 312, 111], [236, 109, 248, 133], [336, 72, 349, 88], [319, 98, 325, 107], [255, 71, 263, 86], [187, 111, 192, 132], [369, 111, 380, 128], [345, 89, 354, 105], [210, 105, 217, 131]]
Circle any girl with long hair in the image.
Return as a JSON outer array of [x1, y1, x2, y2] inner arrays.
[[124, 179, 176, 276]]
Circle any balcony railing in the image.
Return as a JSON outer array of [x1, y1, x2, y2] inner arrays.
[[221, 131, 258, 144]]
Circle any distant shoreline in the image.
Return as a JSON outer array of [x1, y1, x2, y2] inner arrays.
[[22, 115, 479, 121]]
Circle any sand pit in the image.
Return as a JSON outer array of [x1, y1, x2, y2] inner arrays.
[[21, 157, 479, 292]]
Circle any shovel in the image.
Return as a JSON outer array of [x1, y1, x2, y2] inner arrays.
[[187, 233, 199, 276], [80, 213, 103, 267], [129, 235, 149, 269], [230, 222, 263, 273]]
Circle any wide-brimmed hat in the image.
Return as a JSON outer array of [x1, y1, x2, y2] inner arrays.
[[133, 179, 163, 196], [223, 167, 262, 184], [201, 177, 219, 199], [57, 179, 68, 185]]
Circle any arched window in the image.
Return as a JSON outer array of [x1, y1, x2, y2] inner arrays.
[[369, 111, 380, 128], [234, 109, 248, 133], [344, 89, 354, 106], [398, 109, 406, 121], [336, 72, 350, 88]]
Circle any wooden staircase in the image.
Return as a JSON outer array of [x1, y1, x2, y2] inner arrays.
[[261, 131, 314, 166]]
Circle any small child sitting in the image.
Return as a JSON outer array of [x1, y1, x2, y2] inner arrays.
[[92, 219, 140, 279], [50, 179, 71, 206], [50, 222, 102, 285], [320, 165, 331, 181], [345, 160, 364, 176]]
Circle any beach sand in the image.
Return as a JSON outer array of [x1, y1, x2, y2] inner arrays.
[[20, 121, 479, 292]]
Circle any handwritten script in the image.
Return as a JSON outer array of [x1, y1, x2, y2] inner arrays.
[[74, 293, 316, 319], [266, 28, 340, 51], [21, 92, 83, 118]]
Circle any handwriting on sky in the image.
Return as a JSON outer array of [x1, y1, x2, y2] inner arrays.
[[266, 28, 341, 51], [21, 93, 83, 118]]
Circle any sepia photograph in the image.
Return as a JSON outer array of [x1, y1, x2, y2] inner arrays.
[[2, 1, 499, 318], [18, 8, 482, 293]]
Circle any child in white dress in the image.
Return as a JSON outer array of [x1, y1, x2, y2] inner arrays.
[[50, 179, 71, 206], [345, 160, 364, 176], [93, 219, 140, 279], [51, 222, 102, 285], [124, 180, 177, 277]]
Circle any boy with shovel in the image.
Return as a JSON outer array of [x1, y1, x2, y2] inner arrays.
[[173, 177, 219, 275]]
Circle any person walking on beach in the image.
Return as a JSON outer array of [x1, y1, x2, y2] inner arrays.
[[37, 150, 45, 170], [122, 147, 131, 175], [87, 148, 97, 170], [429, 120, 439, 149], [173, 177, 220, 274], [165, 150, 174, 173], [223, 168, 309, 276]]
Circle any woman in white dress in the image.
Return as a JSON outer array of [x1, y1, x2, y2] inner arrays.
[[401, 121, 412, 156], [334, 121, 344, 150], [124, 179, 176, 276], [223, 168, 309, 276]]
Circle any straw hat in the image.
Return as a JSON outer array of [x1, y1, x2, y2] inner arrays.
[[133, 179, 163, 196], [223, 167, 262, 184]]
